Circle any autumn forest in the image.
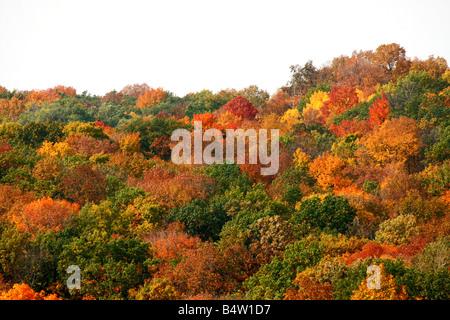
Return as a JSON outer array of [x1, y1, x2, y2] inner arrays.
[[0, 43, 449, 300]]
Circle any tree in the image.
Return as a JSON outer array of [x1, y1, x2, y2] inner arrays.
[[350, 263, 408, 300], [65, 133, 117, 157], [317, 86, 359, 126], [309, 152, 351, 190], [129, 278, 181, 300], [375, 215, 419, 245], [15, 120, 65, 148], [120, 83, 151, 98], [243, 240, 324, 300], [159, 242, 225, 296], [192, 112, 220, 130], [0, 283, 60, 300], [58, 230, 152, 300], [285, 60, 331, 96], [221, 96, 258, 121], [11, 197, 80, 236], [410, 55, 448, 78], [372, 43, 411, 82], [63, 121, 109, 140], [134, 88, 167, 112], [19, 97, 95, 124], [0, 185, 36, 222], [37, 141, 73, 158], [249, 215, 294, 265], [368, 93, 390, 127], [383, 71, 448, 120], [127, 166, 216, 209], [238, 85, 270, 109], [101, 90, 124, 104], [331, 50, 384, 94], [301, 90, 329, 125], [0, 96, 26, 121], [362, 117, 421, 166], [167, 197, 230, 241], [118, 132, 141, 154], [59, 164, 108, 205], [293, 195, 357, 235], [121, 116, 189, 158], [284, 270, 333, 300]]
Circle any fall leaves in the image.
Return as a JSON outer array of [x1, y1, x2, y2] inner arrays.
[[11, 197, 80, 236], [0, 42, 449, 301]]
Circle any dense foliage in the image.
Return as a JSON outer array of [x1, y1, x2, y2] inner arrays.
[[0, 43, 449, 300]]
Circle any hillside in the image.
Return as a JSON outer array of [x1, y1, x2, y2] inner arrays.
[[0, 43, 449, 300]]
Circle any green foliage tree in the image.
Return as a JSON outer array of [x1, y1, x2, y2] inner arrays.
[[19, 97, 95, 124], [243, 240, 324, 299], [167, 197, 230, 241], [292, 195, 357, 235]]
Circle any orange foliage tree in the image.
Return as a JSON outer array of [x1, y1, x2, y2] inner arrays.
[[0, 185, 36, 222], [371, 43, 411, 82], [147, 225, 225, 297], [309, 152, 352, 190], [192, 113, 221, 130], [161, 242, 225, 296], [11, 197, 80, 235], [361, 117, 421, 166], [53, 85, 76, 97], [135, 88, 167, 110], [331, 50, 384, 95], [0, 96, 26, 120], [0, 283, 60, 300], [284, 270, 333, 300], [24, 85, 75, 106], [127, 166, 216, 209]]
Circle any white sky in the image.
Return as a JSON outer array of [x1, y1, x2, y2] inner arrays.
[[0, 0, 449, 97]]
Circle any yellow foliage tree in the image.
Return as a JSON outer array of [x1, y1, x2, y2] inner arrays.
[[351, 264, 408, 300], [293, 148, 311, 169], [361, 117, 421, 165], [119, 132, 141, 154], [302, 91, 329, 125], [37, 141, 73, 158], [281, 108, 301, 129]]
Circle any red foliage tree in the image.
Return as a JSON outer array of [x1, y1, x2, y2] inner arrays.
[[368, 93, 390, 127], [0, 138, 12, 154], [221, 96, 258, 120], [59, 164, 108, 205], [65, 133, 118, 157], [318, 86, 359, 126], [329, 119, 371, 138]]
